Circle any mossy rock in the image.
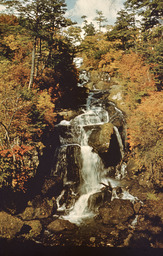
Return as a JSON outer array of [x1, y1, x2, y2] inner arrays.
[[47, 219, 76, 232], [99, 199, 134, 225], [24, 220, 42, 239], [88, 123, 114, 154], [0, 211, 24, 239], [21, 197, 56, 220]]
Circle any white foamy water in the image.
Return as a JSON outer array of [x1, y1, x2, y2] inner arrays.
[[56, 91, 127, 224], [63, 124, 104, 224]]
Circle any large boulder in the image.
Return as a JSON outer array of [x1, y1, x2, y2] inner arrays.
[[105, 102, 124, 129], [99, 199, 135, 225], [23, 220, 42, 239], [57, 109, 80, 122], [88, 123, 114, 154], [88, 187, 112, 211], [21, 196, 56, 220], [0, 211, 24, 239], [47, 219, 76, 232]]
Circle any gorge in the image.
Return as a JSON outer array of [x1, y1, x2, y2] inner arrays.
[[0, 60, 162, 251], [53, 83, 137, 225]]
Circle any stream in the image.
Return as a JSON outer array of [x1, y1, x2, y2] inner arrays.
[[52, 61, 140, 225]]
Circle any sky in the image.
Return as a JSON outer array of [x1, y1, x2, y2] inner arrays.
[[0, 0, 125, 26], [65, 0, 125, 26]]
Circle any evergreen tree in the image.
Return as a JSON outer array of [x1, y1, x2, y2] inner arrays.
[[83, 22, 96, 36], [94, 10, 107, 31], [64, 26, 82, 45], [0, 0, 68, 89], [81, 15, 96, 36], [107, 9, 137, 51], [124, 0, 163, 89], [124, 0, 163, 30]]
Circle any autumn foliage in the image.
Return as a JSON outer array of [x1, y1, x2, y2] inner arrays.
[[0, 145, 34, 192], [117, 52, 155, 90], [0, 14, 78, 192], [127, 92, 163, 188]]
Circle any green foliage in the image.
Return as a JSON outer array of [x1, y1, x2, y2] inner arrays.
[[123, 0, 163, 89], [107, 10, 137, 51], [147, 192, 159, 201], [81, 15, 96, 36], [94, 10, 108, 31], [64, 26, 82, 44], [124, 0, 163, 30]]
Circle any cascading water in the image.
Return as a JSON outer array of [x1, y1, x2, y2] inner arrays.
[[53, 90, 131, 224], [51, 56, 140, 224]]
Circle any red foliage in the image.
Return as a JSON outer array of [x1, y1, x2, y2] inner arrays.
[[0, 144, 34, 192], [118, 52, 155, 90]]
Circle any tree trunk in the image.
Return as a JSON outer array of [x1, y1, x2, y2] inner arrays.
[[35, 38, 42, 77], [28, 37, 37, 90]]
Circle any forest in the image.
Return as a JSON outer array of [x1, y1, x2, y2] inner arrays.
[[0, 0, 163, 251]]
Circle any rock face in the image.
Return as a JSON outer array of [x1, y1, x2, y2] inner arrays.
[[0, 211, 24, 239], [88, 123, 114, 154], [47, 219, 76, 232], [99, 199, 135, 225], [51, 145, 82, 187]]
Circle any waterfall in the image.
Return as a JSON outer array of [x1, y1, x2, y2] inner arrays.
[[54, 90, 129, 224]]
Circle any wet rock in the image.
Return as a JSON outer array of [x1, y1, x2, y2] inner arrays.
[[57, 109, 79, 121], [47, 219, 76, 232], [133, 202, 142, 214], [21, 196, 56, 220], [24, 220, 42, 238], [95, 81, 108, 90], [105, 102, 124, 128], [88, 188, 112, 211], [86, 82, 94, 90], [88, 123, 114, 154], [66, 145, 82, 184], [99, 199, 135, 225], [52, 145, 82, 187], [0, 211, 24, 239]]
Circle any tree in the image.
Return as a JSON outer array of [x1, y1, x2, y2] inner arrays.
[[124, 0, 163, 30], [81, 15, 96, 36], [64, 26, 82, 45], [107, 9, 138, 51], [117, 51, 155, 107], [0, 0, 68, 89], [127, 92, 163, 189], [94, 10, 107, 32], [124, 0, 163, 90], [83, 22, 96, 36]]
